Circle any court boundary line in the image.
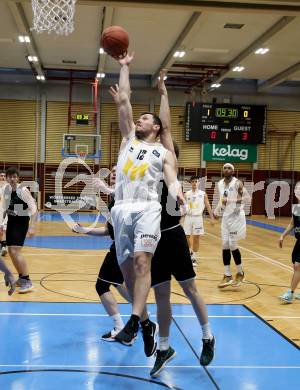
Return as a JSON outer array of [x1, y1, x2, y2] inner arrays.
[[243, 305, 300, 351], [0, 313, 255, 318], [171, 317, 220, 390]]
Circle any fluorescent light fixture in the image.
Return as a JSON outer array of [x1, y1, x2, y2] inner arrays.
[[36, 75, 45, 81], [232, 66, 245, 72], [173, 50, 185, 58], [28, 55, 38, 62], [97, 72, 105, 78], [19, 35, 30, 43], [99, 47, 105, 54], [255, 47, 269, 55], [211, 83, 221, 88]]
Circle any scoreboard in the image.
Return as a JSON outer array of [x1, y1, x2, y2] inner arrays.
[[185, 103, 267, 144]]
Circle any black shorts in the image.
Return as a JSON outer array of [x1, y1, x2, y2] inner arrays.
[[98, 243, 124, 286], [292, 240, 300, 264], [151, 225, 196, 287], [6, 216, 30, 247]]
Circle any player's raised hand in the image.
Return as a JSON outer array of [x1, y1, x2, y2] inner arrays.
[[109, 84, 120, 105], [119, 52, 134, 66], [157, 69, 168, 95]]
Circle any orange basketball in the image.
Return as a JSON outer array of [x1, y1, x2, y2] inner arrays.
[[101, 26, 129, 59]]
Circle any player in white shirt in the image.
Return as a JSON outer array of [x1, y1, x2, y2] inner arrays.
[[111, 53, 185, 348], [0, 171, 8, 256], [183, 176, 215, 266], [214, 163, 250, 288]]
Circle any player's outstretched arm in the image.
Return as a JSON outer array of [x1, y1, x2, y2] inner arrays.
[[118, 53, 135, 139], [72, 223, 108, 236], [279, 217, 294, 248], [204, 193, 216, 224], [158, 69, 176, 158], [163, 151, 185, 205]]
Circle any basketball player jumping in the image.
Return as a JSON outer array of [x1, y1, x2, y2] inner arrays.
[[111, 53, 185, 348], [214, 163, 250, 288], [183, 175, 215, 267], [1, 168, 37, 293], [278, 181, 300, 303]]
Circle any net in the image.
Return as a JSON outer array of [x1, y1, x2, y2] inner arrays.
[[31, 0, 76, 35]]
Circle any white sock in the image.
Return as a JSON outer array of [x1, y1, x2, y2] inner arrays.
[[159, 336, 170, 351], [236, 264, 243, 274], [201, 323, 213, 340], [224, 265, 231, 276], [112, 313, 124, 330]]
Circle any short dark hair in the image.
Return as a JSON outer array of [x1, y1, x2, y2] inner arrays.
[[190, 175, 198, 182], [140, 112, 163, 136], [6, 167, 20, 177]]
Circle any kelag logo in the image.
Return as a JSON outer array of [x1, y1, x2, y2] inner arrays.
[[203, 143, 257, 163]]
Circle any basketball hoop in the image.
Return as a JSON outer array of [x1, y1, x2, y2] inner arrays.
[[31, 0, 76, 35], [77, 151, 87, 160]]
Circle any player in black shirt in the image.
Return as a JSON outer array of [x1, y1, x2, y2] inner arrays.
[[278, 182, 300, 303], [1, 167, 37, 293]]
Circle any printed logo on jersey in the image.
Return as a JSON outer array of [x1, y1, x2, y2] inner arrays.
[[152, 150, 160, 158], [140, 233, 158, 248], [122, 158, 150, 181], [129, 146, 134, 152]]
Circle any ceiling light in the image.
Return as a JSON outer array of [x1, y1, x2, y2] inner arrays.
[[158, 76, 167, 81], [255, 47, 269, 55], [19, 35, 30, 43], [28, 55, 38, 62], [99, 48, 105, 54], [232, 66, 244, 72], [97, 72, 105, 78], [36, 75, 45, 81], [173, 51, 185, 58], [211, 83, 221, 88]]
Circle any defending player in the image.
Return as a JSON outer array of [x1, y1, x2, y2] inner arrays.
[[278, 182, 300, 303]]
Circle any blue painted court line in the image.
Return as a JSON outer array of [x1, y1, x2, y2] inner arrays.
[[246, 219, 286, 233], [24, 235, 112, 250], [0, 302, 299, 390]]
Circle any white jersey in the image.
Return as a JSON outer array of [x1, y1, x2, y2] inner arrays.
[[185, 190, 205, 216], [217, 177, 245, 217], [115, 136, 168, 205]]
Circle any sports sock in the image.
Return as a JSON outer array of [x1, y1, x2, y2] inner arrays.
[[224, 265, 231, 276], [159, 337, 169, 351], [201, 323, 213, 340], [112, 313, 124, 330]]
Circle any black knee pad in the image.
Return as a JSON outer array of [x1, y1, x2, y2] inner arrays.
[[222, 249, 231, 266], [95, 278, 111, 297]]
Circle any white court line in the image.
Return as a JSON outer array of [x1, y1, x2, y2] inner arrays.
[[0, 364, 298, 369], [206, 232, 293, 273], [1, 312, 298, 319], [0, 313, 254, 318]]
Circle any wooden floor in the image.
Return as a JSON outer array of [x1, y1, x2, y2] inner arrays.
[[1, 214, 299, 347]]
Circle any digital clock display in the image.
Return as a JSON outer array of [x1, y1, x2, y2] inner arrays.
[[185, 103, 267, 144]]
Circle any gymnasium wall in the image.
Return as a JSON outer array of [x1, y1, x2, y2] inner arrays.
[[0, 85, 300, 215]]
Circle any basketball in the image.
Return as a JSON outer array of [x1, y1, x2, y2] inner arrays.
[[101, 26, 129, 59]]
